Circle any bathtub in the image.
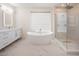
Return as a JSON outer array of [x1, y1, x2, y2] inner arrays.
[[27, 32, 53, 44]]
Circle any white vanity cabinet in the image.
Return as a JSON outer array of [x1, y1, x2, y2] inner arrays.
[[0, 28, 22, 50], [0, 31, 12, 49]]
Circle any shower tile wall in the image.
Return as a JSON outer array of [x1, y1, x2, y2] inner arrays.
[[67, 8, 79, 51]]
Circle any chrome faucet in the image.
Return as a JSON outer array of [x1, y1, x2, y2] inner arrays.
[[7, 26, 11, 29], [40, 28, 42, 32]]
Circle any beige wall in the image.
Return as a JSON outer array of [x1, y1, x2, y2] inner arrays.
[[15, 7, 55, 38], [67, 6, 79, 41], [15, 8, 30, 38]]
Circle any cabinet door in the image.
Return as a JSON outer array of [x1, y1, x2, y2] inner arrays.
[[15, 29, 21, 39], [8, 31, 16, 42], [0, 32, 9, 49]]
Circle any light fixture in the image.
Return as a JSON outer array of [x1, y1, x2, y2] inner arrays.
[[1, 4, 13, 14], [60, 3, 74, 9], [65, 3, 73, 9]]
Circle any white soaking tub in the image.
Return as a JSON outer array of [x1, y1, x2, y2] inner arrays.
[[27, 32, 53, 44]]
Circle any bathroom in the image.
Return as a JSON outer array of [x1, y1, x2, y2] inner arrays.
[[0, 3, 79, 56]]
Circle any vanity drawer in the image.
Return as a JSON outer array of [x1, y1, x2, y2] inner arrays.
[[0, 32, 10, 38], [0, 35, 10, 40], [0, 28, 22, 50]]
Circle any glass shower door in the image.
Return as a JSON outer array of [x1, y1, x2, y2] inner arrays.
[[55, 11, 67, 49]]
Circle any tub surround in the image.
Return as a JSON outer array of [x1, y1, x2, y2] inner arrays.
[[0, 27, 22, 50]]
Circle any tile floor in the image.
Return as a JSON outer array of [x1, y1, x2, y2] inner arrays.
[[0, 38, 67, 56]]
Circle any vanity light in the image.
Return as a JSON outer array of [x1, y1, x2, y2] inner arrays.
[[1, 5, 13, 14], [0, 4, 14, 28]]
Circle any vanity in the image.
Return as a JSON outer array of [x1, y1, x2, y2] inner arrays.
[[0, 4, 22, 50], [0, 28, 22, 50]]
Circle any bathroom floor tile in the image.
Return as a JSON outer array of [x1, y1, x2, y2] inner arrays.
[[0, 38, 66, 56]]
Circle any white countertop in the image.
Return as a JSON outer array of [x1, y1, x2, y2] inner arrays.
[[0, 27, 21, 32]]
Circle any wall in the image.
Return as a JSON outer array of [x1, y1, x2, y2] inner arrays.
[[15, 7, 55, 38], [15, 8, 30, 38], [67, 6, 79, 42]]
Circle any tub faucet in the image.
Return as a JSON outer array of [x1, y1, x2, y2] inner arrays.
[[40, 28, 42, 32]]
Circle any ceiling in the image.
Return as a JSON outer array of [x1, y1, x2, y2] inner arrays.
[[1, 3, 79, 8], [9, 3, 60, 8]]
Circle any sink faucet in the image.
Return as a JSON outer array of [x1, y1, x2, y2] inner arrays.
[[7, 26, 11, 29]]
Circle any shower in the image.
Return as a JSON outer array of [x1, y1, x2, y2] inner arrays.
[[55, 3, 79, 52]]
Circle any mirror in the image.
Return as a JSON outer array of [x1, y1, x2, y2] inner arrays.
[[0, 5, 14, 28]]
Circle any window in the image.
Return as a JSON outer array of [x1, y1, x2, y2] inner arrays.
[[30, 12, 51, 32]]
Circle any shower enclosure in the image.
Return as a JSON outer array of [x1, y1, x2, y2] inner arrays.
[[55, 7, 67, 50], [55, 3, 79, 53], [67, 7, 79, 52]]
